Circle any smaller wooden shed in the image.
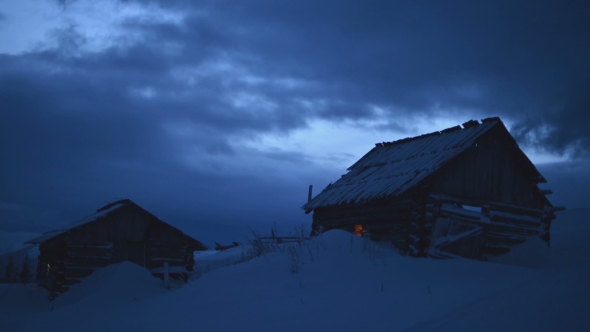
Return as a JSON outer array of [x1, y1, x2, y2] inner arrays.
[[26, 199, 207, 298]]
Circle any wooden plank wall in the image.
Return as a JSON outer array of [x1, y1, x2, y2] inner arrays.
[[426, 194, 555, 259], [430, 129, 545, 208], [36, 205, 199, 295], [312, 199, 415, 242]]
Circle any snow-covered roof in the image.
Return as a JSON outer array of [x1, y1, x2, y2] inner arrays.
[[26, 199, 132, 244], [25, 199, 207, 249], [303, 117, 538, 210]]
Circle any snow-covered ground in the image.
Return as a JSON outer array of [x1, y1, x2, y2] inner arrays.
[[0, 209, 589, 331]]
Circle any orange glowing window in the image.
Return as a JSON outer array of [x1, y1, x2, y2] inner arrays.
[[354, 224, 366, 237]]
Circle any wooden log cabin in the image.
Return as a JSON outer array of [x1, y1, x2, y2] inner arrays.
[[25, 199, 207, 299], [302, 117, 564, 260]]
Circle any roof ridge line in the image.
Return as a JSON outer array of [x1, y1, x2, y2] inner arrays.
[[96, 198, 132, 212], [375, 118, 504, 147]]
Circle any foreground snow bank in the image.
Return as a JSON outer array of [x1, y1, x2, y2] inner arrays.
[[0, 261, 166, 313], [1, 209, 589, 331], [51, 261, 166, 309]]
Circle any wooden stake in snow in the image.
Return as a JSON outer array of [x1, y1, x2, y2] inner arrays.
[[164, 262, 170, 290]]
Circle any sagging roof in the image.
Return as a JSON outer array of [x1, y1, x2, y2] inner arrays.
[[302, 117, 544, 210], [25, 199, 207, 249]]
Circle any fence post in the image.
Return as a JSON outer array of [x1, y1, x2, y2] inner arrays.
[[164, 262, 170, 290]]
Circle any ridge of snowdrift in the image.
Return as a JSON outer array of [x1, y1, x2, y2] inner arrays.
[[52, 261, 166, 309], [1, 209, 589, 331]]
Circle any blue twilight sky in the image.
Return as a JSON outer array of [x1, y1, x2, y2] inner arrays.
[[0, 0, 589, 246]]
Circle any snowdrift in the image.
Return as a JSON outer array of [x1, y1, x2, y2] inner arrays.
[[0, 208, 588, 331], [51, 261, 166, 309]]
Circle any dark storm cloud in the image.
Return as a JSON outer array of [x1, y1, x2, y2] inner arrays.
[[3, 0, 590, 240], [125, 0, 590, 154], [0, 17, 330, 239]]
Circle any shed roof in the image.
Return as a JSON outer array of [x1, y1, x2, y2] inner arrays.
[[25, 199, 207, 250], [302, 117, 544, 210]]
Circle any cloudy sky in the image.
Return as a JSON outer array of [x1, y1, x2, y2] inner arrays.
[[1, 0, 589, 245]]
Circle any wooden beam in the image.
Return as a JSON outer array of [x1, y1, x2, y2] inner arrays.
[[164, 262, 170, 290], [530, 175, 547, 183]]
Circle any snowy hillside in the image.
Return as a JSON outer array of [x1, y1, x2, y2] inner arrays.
[[0, 231, 39, 255], [0, 231, 39, 282], [0, 209, 589, 331]]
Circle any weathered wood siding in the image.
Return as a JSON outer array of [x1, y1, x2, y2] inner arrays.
[[423, 194, 554, 259], [312, 198, 416, 242], [35, 202, 203, 296], [429, 127, 543, 208]]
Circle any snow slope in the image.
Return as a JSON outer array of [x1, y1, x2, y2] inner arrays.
[[0, 231, 39, 255], [0, 231, 40, 281], [0, 209, 588, 331]]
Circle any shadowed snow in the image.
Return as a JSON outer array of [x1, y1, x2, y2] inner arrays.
[[0, 209, 588, 331]]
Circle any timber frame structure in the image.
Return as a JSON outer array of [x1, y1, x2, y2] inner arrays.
[[26, 199, 207, 299], [302, 117, 564, 260]]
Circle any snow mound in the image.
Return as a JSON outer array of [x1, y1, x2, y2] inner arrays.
[[312, 228, 365, 248], [547, 208, 590, 269], [2, 211, 590, 331], [487, 236, 550, 268], [0, 284, 52, 313], [54, 261, 165, 309], [194, 249, 220, 259], [196, 246, 244, 263]]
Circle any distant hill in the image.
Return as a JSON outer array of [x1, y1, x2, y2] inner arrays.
[[0, 231, 40, 282], [0, 231, 40, 255]]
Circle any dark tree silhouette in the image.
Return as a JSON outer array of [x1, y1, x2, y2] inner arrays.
[[4, 256, 15, 282], [19, 254, 31, 284]]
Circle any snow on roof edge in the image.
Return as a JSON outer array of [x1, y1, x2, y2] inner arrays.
[[25, 199, 209, 250], [25, 200, 132, 244], [302, 117, 538, 210]]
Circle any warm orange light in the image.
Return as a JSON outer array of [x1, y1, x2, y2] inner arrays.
[[354, 224, 365, 237]]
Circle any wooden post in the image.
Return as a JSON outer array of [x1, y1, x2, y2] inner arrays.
[[164, 261, 170, 290], [308, 185, 313, 202], [143, 243, 146, 267]]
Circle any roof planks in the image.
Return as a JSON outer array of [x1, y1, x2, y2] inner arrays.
[[302, 117, 540, 210]]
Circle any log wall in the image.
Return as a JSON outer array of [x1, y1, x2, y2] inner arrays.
[[35, 203, 202, 298], [312, 198, 416, 243], [423, 194, 556, 259], [429, 126, 547, 209]]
